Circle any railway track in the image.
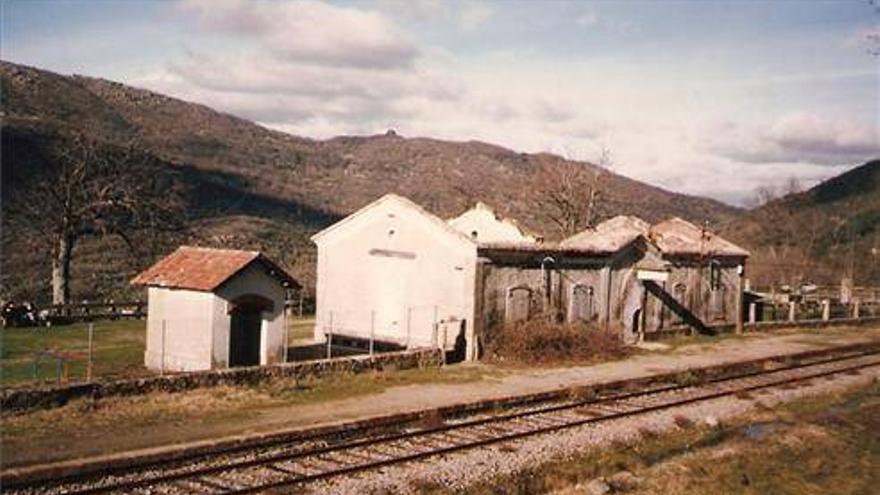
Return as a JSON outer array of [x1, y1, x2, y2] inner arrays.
[[8, 346, 880, 495]]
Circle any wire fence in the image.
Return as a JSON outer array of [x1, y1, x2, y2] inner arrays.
[[0, 319, 148, 387], [317, 305, 464, 361]]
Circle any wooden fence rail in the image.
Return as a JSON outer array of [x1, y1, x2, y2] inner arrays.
[[43, 301, 147, 323]]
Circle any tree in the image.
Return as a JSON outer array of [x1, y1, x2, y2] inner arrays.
[[6, 133, 186, 304], [532, 149, 611, 237]]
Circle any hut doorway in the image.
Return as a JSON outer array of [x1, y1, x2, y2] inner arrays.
[[228, 294, 274, 367], [230, 308, 262, 367]]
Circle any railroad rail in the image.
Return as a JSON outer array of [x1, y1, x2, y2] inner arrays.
[[7, 345, 880, 494]]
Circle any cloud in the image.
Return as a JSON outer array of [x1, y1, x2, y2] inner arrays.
[[575, 12, 599, 28], [459, 2, 495, 31], [707, 113, 879, 165], [138, 0, 466, 130], [573, 8, 636, 35], [178, 0, 418, 69]]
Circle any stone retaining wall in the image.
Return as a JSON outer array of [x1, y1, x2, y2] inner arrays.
[[1, 348, 444, 413]]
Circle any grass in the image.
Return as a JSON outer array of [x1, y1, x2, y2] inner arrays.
[[288, 317, 315, 341], [265, 364, 497, 405], [0, 362, 500, 467], [0, 316, 318, 387], [439, 380, 880, 495], [0, 320, 148, 386]]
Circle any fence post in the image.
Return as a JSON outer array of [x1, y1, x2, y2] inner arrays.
[[369, 310, 375, 356], [406, 307, 412, 349], [160, 319, 166, 377], [441, 323, 448, 366], [822, 299, 830, 321], [853, 299, 861, 319], [284, 307, 290, 364], [788, 301, 796, 323], [326, 312, 333, 360], [432, 306, 439, 348], [87, 322, 94, 382]]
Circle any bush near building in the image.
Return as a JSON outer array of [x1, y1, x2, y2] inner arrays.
[[484, 318, 629, 366]]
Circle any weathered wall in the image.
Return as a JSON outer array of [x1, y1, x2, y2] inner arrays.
[[144, 287, 214, 371], [214, 264, 287, 367], [476, 246, 746, 344], [642, 258, 742, 335], [314, 198, 477, 351], [477, 254, 618, 332], [1, 348, 444, 413]]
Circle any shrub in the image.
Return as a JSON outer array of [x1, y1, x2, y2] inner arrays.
[[483, 317, 629, 366]]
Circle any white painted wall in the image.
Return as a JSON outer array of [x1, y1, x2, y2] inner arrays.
[[448, 202, 535, 244], [144, 264, 287, 371], [215, 263, 287, 367], [314, 196, 478, 353], [144, 286, 214, 371]]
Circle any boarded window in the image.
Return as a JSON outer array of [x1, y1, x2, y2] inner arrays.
[[569, 284, 594, 322], [505, 286, 532, 324], [709, 261, 722, 291], [711, 285, 726, 317]]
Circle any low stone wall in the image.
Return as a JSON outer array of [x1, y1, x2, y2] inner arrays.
[[644, 316, 880, 341], [1, 348, 444, 413]]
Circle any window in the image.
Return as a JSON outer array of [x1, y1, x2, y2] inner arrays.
[[505, 285, 532, 324], [569, 284, 594, 322], [709, 260, 722, 291]]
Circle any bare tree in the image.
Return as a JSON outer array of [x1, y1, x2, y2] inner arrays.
[[6, 133, 186, 304], [533, 149, 611, 237]]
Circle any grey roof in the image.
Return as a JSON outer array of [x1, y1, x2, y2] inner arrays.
[[560, 216, 650, 253], [649, 217, 749, 257]]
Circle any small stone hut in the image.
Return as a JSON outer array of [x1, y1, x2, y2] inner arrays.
[[132, 246, 300, 371]]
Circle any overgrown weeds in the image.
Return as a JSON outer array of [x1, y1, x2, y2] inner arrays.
[[483, 318, 630, 366]]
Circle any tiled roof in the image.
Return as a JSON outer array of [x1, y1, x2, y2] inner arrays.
[[560, 216, 650, 253], [650, 217, 749, 257], [131, 246, 299, 292]]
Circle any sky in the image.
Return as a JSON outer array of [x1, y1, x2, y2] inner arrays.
[[2, 0, 879, 206]]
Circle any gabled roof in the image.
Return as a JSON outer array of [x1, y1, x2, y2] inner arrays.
[[560, 215, 651, 253], [131, 246, 299, 292], [310, 193, 476, 246], [448, 201, 537, 244], [649, 217, 749, 258]]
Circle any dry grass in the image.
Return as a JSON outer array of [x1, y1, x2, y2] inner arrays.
[[483, 318, 630, 366], [1, 364, 497, 467]]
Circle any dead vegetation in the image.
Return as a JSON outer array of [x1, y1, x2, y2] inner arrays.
[[483, 318, 630, 366]]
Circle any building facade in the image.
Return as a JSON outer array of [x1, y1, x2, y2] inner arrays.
[[132, 246, 299, 371], [312, 194, 749, 360]]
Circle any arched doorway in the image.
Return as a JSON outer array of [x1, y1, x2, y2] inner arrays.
[[228, 294, 274, 367]]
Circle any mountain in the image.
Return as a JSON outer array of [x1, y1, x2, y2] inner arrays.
[[0, 60, 740, 302], [722, 160, 880, 288]]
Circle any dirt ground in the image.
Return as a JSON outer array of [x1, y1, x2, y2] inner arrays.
[[2, 324, 878, 469]]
